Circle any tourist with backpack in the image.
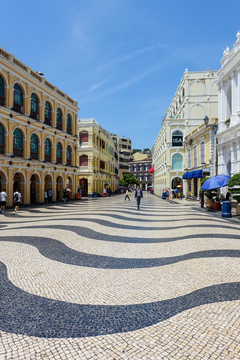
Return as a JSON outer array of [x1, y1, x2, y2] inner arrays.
[[13, 189, 22, 213]]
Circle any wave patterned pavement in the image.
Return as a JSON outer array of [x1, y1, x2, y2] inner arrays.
[[0, 193, 240, 359]]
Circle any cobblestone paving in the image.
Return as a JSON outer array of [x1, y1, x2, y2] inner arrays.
[[0, 194, 239, 359]]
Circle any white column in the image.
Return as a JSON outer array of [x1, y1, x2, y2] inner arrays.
[[231, 144, 235, 176], [236, 141, 240, 173]]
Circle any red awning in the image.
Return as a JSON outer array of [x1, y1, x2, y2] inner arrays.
[[149, 166, 154, 173]]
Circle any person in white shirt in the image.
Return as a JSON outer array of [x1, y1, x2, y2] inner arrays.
[[13, 189, 22, 213], [0, 189, 7, 214]]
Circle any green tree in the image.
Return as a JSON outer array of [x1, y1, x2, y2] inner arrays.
[[119, 173, 140, 187], [133, 149, 142, 154], [228, 173, 240, 202]]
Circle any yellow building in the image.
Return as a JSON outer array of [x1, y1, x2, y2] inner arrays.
[[78, 118, 119, 196], [0, 47, 79, 206], [183, 118, 218, 198]]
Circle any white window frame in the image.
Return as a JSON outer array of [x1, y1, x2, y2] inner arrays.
[[193, 145, 197, 167], [200, 141, 205, 164], [188, 148, 191, 168]]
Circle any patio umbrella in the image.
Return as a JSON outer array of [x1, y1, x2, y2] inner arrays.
[[201, 175, 230, 191], [104, 182, 109, 186], [177, 185, 183, 188]]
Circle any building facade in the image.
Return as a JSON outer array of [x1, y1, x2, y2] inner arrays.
[[183, 118, 218, 198], [111, 135, 133, 179], [217, 31, 240, 181], [129, 157, 152, 191], [152, 69, 218, 197], [0, 47, 79, 206], [78, 118, 119, 196]]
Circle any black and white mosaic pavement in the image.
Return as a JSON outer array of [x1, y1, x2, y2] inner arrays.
[[0, 194, 240, 358]]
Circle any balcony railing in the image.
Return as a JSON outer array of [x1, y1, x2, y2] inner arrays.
[[13, 147, 23, 157], [56, 123, 62, 130], [67, 127, 72, 135], [45, 154, 51, 162], [30, 111, 40, 121], [56, 156, 62, 164], [12, 103, 24, 114], [30, 151, 38, 160], [44, 118, 52, 126]]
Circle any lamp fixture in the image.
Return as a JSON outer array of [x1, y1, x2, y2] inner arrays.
[[203, 116, 218, 133]]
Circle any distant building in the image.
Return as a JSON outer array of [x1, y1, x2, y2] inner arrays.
[[111, 135, 133, 179], [217, 31, 240, 181], [152, 69, 218, 196], [133, 151, 150, 161], [78, 118, 119, 196], [129, 157, 152, 191], [0, 47, 78, 206]]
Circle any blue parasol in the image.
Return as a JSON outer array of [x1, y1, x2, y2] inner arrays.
[[201, 175, 230, 191]]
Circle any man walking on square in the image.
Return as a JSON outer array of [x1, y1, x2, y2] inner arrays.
[[0, 188, 7, 214], [135, 185, 143, 210]]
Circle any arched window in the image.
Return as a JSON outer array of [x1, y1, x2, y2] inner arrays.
[[66, 145, 72, 165], [67, 114, 72, 134], [44, 138, 51, 162], [56, 108, 62, 130], [80, 131, 88, 144], [45, 101, 52, 125], [0, 124, 4, 154], [13, 84, 24, 114], [13, 128, 23, 157], [30, 134, 38, 159], [56, 142, 62, 164], [172, 153, 183, 170], [0, 76, 5, 105], [80, 155, 88, 166], [172, 130, 183, 147], [30, 93, 39, 120]]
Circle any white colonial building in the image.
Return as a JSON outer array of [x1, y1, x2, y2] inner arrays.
[[217, 31, 240, 180], [152, 69, 218, 197]]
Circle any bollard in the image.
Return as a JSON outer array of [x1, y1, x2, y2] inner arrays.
[[221, 201, 232, 218]]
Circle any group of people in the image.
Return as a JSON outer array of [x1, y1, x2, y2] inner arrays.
[[0, 188, 22, 214], [44, 188, 53, 203]]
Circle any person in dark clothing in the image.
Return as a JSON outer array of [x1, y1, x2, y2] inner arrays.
[[135, 186, 143, 210]]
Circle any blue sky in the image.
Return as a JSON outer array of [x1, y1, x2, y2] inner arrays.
[[1, 0, 240, 149]]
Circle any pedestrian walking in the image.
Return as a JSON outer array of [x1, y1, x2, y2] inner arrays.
[[63, 189, 67, 203], [174, 188, 179, 198], [135, 185, 143, 210], [165, 189, 169, 201], [0, 188, 7, 214], [48, 188, 52, 203], [13, 189, 21, 213], [125, 189, 130, 201], [44, 190, 48, 203]]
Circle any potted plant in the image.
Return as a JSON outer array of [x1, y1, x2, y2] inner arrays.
[[228, 173, 240, 215], [225, 118, 230, 127]]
